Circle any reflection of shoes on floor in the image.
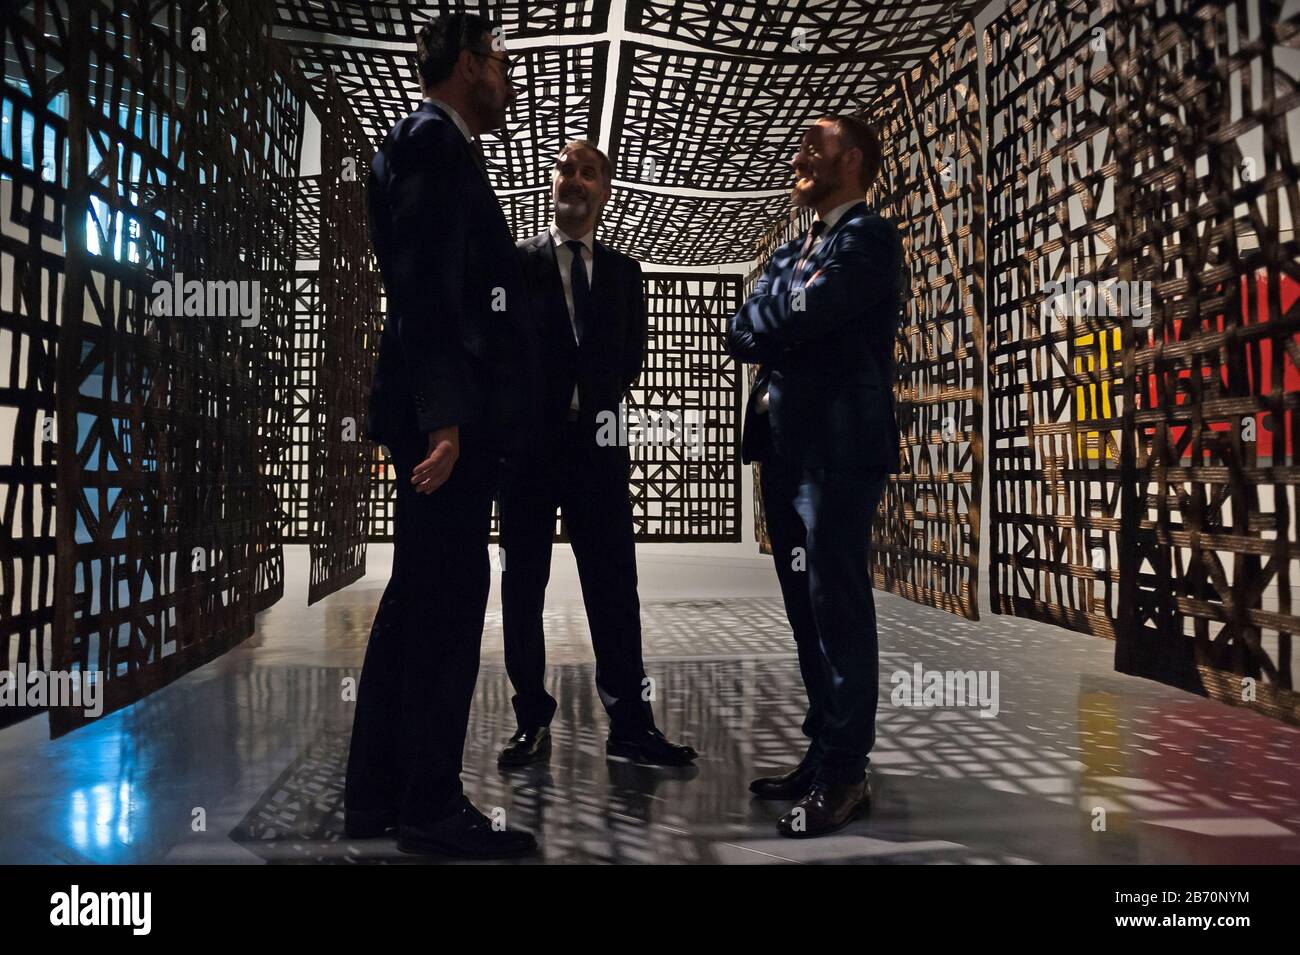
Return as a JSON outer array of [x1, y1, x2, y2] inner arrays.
[[397, 798, 538, 859], [749, 764, 815, 801], [497, 725, 552, 767], [606, 727, 697, 766], [777, 778, 871, 838], [343, 810, 397, 839]]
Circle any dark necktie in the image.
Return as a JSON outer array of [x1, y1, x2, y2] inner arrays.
[[794, 219, 828, 282], [566, 239, 592, 345]]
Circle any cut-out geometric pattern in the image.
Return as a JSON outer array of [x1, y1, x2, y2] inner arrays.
[[867, 19, 984, 619], [611, 44, 897, 191], [601, 188, 791, 266], [307, 75, 382, 605], [285, 272, 323, 541], [626, 0, 986, 59], [984, 0, 1124, 636], [630, 273, 743, 540], [276, 0, 609, 40], [287, 41, 608, 192], [0, 6, 63, 728], [49, 0, 301, 736], [1112, 0, 1300, 723]]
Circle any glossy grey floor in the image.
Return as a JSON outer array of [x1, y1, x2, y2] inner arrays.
[[2, 545, 1297, 864]]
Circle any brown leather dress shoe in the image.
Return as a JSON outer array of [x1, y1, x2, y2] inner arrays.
[[749, 764, 816, 800], [777, 777, 871, 838]]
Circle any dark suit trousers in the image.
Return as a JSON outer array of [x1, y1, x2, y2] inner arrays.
[[759, 449, 888, 786], [344, 434, 497, 826], [498, 420, 653, 734]]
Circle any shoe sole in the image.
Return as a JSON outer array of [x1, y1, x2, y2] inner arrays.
[[605, 744, 696, 767], [396, 836, 538, 860], [777, 797, 872, 839]]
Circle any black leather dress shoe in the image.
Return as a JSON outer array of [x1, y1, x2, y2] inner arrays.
[[397, 797, 538, 859], [497, 725, 552, 767], [777, 777, 871, 838], [606, 727, 697, 766], [343, 810, 397, 839], [749, 764, 816, 801]]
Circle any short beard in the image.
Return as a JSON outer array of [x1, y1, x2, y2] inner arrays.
[[555, 198, 589, 221], [792, 174, 835, 209]]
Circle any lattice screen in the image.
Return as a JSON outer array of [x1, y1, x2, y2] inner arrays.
[[631, 273, 743, 541], [1112, 0, 1300, 722], [286, 272, 322, 541], [868, 19, 984, 619], [984, 0, 1124, 636], [306, 75, 382, 604], [361, 272, 743, 543], [48, 0, 302, 735], [0, 6, 61, 728]]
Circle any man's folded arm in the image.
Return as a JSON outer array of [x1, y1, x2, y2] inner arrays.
[[379, 130, 475, 433], [725, 259, 781, 365], [739, 219, 899, 351]]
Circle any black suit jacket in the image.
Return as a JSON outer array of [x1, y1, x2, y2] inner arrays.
[[726, 202, 903, 472], [516, 230, 646, 441], [366, 101, 537, 453]]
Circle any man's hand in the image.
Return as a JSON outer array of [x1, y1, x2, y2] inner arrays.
[[411, 425, 459, 494]]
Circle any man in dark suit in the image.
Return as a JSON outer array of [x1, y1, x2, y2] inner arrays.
[[344, 13, 540, 858], [495, 140, 697, 768], [726, 114, 902, 838]]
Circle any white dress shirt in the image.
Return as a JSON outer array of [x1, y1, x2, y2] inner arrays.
[[756, 199, 864, 413], [549, 223, 594, 413], [422, 96, 472, 142]]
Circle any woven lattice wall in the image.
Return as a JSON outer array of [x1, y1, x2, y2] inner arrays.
[[47, 0, 303, 735], [868, 19, 984, 619]]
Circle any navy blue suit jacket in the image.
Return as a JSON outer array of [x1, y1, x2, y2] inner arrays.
[[516, 231, 646, 441], [726, 202, 903, 472], [366, 102, 538, 453]]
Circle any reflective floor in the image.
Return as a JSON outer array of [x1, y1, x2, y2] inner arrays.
[[2, 545, 1298, 864]]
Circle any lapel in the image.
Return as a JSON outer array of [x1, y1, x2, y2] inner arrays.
[[807, 200, 869, 272], [589, 241, 617, 343]]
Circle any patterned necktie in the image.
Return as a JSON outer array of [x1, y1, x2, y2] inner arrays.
[[794, 219, 828, 282], [566, 239, 591, 345]]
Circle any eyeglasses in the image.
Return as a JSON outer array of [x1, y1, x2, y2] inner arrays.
[[471, 50, 515, 78]]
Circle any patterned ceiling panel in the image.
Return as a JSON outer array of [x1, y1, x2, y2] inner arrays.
[[625, 0, 973, 58], [611, 44, 893, 190], [289, 40, 606, 188], [599, 187, 791, 266], [276, 0, 989, 265], [276, 0, 609, 39]]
